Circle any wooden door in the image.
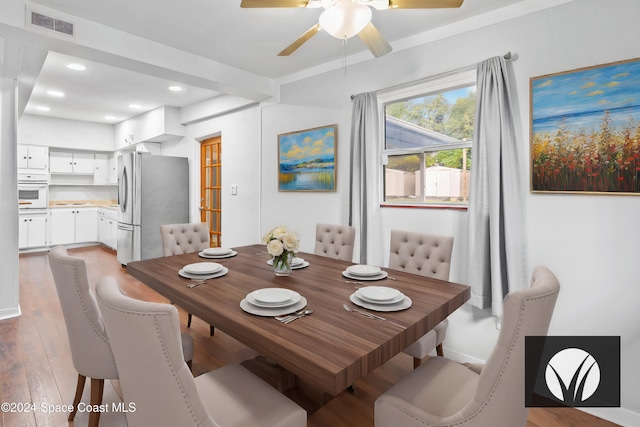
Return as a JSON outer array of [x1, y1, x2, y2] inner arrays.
[[200, 137, 221, 247]]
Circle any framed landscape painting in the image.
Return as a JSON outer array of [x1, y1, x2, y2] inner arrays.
[[530, 58, 640, 194], [278, 124, 336, 192]]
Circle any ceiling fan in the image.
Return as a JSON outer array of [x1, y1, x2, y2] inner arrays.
[[240, 0, 464, 58]]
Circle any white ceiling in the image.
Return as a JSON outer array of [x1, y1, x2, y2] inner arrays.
[[19, 0, 535, 124]]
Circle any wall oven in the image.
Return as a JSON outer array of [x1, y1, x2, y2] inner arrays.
[[18, 172, 49, 210]]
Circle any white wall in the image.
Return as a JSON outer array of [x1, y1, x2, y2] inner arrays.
[[260, 100, 352, 251], [18, 114, 114, 151], [0, 78, 20, 320], [163, 107, 262, 249], [252, 0, 640, 424]]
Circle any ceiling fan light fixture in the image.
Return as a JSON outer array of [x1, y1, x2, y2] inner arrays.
[[319, 2, 372, 39]]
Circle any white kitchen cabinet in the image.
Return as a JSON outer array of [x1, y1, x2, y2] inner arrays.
[[94, 154, 109, 184], [19, 213, 48, 249], [50, 208, 98, 245], [17, 145, 49, 170], [98, 208, 118, 250], [108, 153, 119, 185], [50, 151, 95, 174]]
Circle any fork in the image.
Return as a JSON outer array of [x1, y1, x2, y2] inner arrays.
[[342, 303, 386, 320], [275, 309, 306, 322], [186, 279, 205, 288]]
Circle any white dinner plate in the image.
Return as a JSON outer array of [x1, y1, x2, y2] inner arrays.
[[199, 250, 237, 259], [356, 286, 401, 302], [356, 288, 405, 305], [342, 270, 388, 281], [350, 293, 412, 312], [346, 264, 382, 277], [178, 267, 228, 280], [246, 290, 301, 308], [240, 297, 307, 317], [202, 247, 233, 256], [250, 288, 296, 304], [183, 262, 223, 275]]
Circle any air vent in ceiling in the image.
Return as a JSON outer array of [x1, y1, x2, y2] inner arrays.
[[28, 9, 74, 37]]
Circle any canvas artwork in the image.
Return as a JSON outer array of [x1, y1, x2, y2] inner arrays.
[[278, 124, 336, 192], [530, 58, 640, 194]]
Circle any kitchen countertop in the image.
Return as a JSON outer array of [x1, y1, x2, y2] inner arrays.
[[49, 200, 118, 209]]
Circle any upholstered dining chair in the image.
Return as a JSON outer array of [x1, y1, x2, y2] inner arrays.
[[95, 276, 306, 427], [314, 223, 356, 262], [160, 222, 214, 336], [375, 266, 560, 427], [388, 230, 454, 367], [47, 246, 194, 427]]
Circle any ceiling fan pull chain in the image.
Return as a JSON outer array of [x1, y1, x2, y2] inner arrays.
[[343, 38, 348, 75]]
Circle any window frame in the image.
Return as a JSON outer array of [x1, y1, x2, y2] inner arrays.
[[377, 67, 476, 209]]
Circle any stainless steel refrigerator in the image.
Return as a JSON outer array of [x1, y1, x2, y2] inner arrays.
[[117, 152, 189, 266]]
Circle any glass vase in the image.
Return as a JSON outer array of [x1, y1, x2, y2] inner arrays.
[[273, 252, 293, 277]]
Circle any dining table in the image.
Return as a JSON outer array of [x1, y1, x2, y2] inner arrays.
[[125, 244, 470, 401]]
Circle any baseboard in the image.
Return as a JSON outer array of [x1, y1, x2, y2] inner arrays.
[[439, 346, 486, 365], [0, 306, 22, 320]]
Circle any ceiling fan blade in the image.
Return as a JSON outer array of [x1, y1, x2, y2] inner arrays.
[[358, 22, 392, 58], [389, 0, 464, 8], [278, 24, 322, 56], [240, 0, 308, 7]]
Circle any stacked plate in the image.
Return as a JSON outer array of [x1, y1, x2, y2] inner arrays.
[[199, 247, 237, 259], [342, 264, 388, 281], [178, 262, 228, 279], [240, 288, 307, 316], [350, 286, 412, 312], [266, 257, 309, 269]]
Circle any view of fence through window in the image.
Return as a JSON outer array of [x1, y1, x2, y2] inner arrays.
[[383, 84, 476, 206]]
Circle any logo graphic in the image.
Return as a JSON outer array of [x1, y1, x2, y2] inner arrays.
[[525, 336, 620, 407], [545, 348, 600, 404]]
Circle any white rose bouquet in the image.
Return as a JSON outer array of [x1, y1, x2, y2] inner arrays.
[[263, 226, 300, 274]]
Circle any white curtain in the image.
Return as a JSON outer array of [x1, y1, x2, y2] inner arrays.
[[349, 92, 379, 264], [467, 56, 528, 316]]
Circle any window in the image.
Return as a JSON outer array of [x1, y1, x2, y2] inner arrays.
[[379, 69, 476, 207]]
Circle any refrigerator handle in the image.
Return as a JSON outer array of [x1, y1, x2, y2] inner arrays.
[[119, 166, 128, 213]]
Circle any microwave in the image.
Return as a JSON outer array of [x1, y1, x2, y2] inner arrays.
[[18, 172, 48, 210]]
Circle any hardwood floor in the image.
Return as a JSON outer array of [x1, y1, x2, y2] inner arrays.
[[1, 246, 620, 427]]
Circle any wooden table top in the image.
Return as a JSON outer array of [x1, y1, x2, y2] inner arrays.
[[126, 244, 470, 395]]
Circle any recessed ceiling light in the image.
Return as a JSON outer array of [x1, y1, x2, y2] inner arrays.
[[47, 90, 65, 98], [129, 104, 143, 109], [105, 115, 117, 121], [36, 106, 50, 112], [168, 85, 183, 92], [67, 63, 86, 71]]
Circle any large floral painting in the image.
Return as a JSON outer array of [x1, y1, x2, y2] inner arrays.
[[530, 58, 640, 194], [278, 124, 336, 192]]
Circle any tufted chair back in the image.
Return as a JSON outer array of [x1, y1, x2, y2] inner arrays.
[[96, 277, 216, 427], [48, 245, 118, 426], [375, 266, 561, 427], [388, 230, 454, 280], [160, 223, 210, 256], [314, 223, 356, 262], [96, 277, 306, 427], [48, 245, 118, 379]]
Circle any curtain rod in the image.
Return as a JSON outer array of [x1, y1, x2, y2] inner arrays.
[[350, 51, 512, 100]]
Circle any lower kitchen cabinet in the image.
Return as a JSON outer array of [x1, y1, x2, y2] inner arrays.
[[98, 208, 118, 250], [50, 208, 98, 245], [19, 213, 48, 249]]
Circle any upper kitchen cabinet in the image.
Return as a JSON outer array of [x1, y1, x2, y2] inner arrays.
[[50, 151, 95, 174], [17, 145, 48, 170], [114, 106, 185, 150], [94, 154, 110, 185]]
